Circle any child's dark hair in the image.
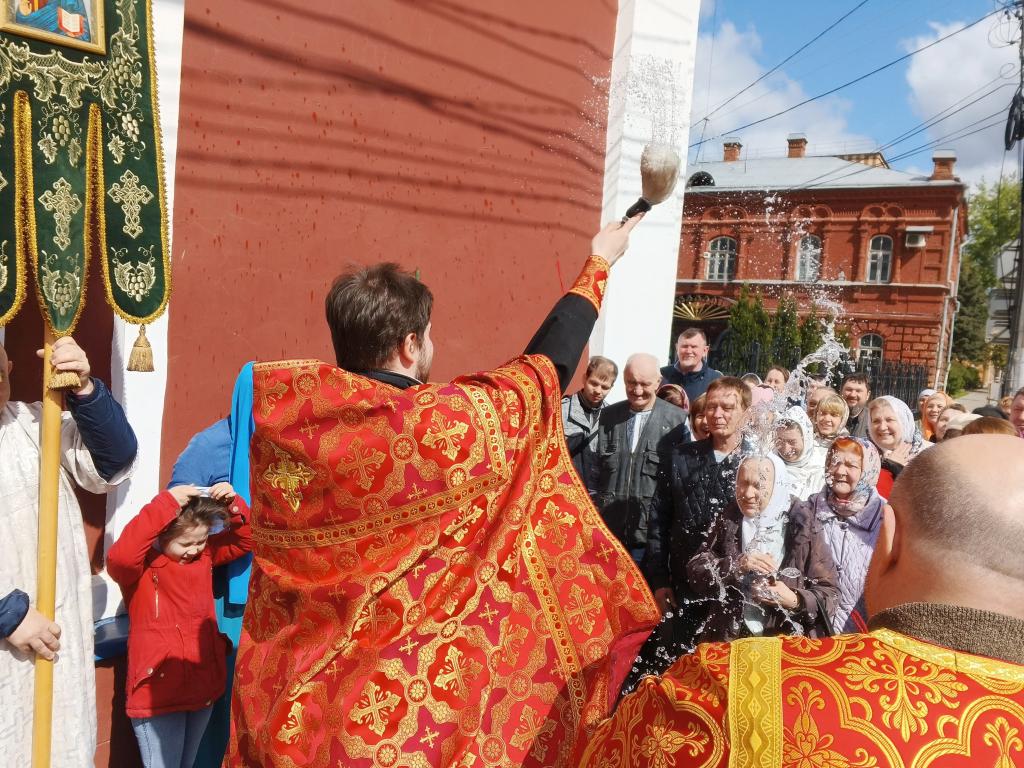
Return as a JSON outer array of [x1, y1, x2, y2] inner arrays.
[[161, 496, 229, 541]]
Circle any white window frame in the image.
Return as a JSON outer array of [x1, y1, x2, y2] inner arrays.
[[706, 236, 737, 282], [866, 235, 893, 283], [796, 235, 821, 281], [858, 333, 884, 368]]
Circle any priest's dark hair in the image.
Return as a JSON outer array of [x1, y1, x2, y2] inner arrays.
[[325, 263, 434, 371]]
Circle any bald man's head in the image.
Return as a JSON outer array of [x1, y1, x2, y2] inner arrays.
[[889, 435, 1024, 582], [623, 353, 661, 412]]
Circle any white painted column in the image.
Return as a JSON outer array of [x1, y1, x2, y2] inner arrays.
[[591, 0, 702, 402], [94, 0, 186, 620]]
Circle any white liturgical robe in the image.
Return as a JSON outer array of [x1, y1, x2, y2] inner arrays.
[[0, 401, 132, 767]]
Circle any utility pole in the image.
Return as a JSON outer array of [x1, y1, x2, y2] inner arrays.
[[1003, 0, 1024, 393]]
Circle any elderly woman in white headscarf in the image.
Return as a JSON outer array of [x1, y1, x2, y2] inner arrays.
[[686, 453, 838, 644], [867, 395, 928, 499], [773, 405, 827, 500]]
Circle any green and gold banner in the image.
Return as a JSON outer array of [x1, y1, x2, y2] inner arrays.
[[0, 0, 168, 340]]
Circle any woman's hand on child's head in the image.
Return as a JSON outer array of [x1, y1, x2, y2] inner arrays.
[[169, 485, 200, 507], [209, 482, 236, 501]]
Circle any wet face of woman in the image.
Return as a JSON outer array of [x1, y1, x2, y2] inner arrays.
[[775, 425, 804, 463], [869, 403, 902, 451], [827, 448, 863, 500], [736, 459, 774, 518]]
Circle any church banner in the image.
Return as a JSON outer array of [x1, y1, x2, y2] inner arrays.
[[0, 0, 168, 336]]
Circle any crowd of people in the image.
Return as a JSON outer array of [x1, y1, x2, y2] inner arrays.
[[1, 214, 1023, 767], [565, 334, 1024, 668]]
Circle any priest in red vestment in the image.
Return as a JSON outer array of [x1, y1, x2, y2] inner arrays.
[[226, 217, 662, 767], [578, 434, 1024, 767]]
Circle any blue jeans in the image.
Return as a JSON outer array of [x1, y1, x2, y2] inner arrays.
[[131, 706, 214, 768]]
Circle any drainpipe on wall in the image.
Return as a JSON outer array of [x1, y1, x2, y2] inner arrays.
[[936, 204, 961, 389], [938, 203, 964, 390]]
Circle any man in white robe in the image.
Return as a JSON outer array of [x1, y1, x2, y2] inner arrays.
[[0, 338, 136, 767]]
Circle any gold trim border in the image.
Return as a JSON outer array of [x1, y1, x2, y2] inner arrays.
[[0, 96, 27, 325], [100, 0, 171, 326], [728, 637, 782, 768]]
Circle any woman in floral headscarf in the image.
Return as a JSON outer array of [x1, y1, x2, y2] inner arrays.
[[790, 436, 891, 633], [867, 395, 928, 499]]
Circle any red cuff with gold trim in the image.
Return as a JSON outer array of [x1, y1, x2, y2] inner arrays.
[[567, 255, 610, 312]]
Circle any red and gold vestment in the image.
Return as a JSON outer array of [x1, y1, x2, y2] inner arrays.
[[579, 628, 1024, 767], [226, 258, 660, 767]]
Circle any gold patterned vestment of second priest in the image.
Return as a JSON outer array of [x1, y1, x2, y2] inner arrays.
[[226, 261, 659, 767], [578, 626, 1024, 767]]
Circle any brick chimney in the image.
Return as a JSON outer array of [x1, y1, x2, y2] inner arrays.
[[723, 137, 742, 162], [787, 133, 808, 158], [930, 150, 956, 181]]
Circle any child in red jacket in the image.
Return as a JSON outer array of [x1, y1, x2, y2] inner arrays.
[[107, 483, 252, 768]]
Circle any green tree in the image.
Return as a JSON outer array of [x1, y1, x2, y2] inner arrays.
[[952, 260, 991, 363], [962, 177, 1019, 286], [724, 285, 757, 373], [770, 293, 801, 368], [750, 290, 773, 372], [952, 176, 1019, 364]]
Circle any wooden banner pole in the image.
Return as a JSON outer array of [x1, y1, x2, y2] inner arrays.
[[31, 327, 62, 768]]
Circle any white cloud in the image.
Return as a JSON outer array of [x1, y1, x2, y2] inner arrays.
[[687, 22, 873, 164], [700, 0, 717, 21], [903, 17, 1018, 186]]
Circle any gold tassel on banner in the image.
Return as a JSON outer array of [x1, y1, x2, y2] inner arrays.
[[127, 324, 154, 372]]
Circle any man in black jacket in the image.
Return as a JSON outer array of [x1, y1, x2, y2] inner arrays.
[[590, 353, 690, 583], [644, 376, 750, 648]]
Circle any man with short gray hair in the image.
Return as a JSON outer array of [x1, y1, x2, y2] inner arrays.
[[590, 353, 690, 583]]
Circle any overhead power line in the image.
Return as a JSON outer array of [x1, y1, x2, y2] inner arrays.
[[690, 6, 1006, 150], [701, 0, 872, 122]]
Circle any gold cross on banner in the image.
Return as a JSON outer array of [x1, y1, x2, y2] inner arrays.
[[108, 169, 154, 239], [38, 178, 82, 251]]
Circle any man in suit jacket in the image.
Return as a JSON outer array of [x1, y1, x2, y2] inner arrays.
[[589, 353, 690, 584]]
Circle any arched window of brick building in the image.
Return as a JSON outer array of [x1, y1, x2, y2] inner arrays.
[[706, 236, 737, 281], [858, 333, 884, 369], [796, 235, 821, 281], [866, 235, 893, 282]]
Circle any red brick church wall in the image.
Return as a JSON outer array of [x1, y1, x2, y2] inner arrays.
[[160, 1, 620, 478]]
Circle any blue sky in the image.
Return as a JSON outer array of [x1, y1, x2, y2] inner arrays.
[[689, 0, 1017, 184]]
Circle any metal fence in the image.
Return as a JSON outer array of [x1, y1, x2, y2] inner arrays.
[[708, 333, 929, 405]]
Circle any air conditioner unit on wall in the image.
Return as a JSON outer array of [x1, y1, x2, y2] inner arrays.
[[905, 233, 927, 249]]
